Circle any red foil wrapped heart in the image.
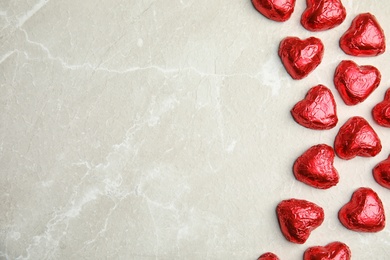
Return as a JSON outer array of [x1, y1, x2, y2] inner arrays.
[[252, 0, 296, 22], [293, 144, 339, 189], [334, 60, 381, 106], [257, 252, 280, 260], [301, 0, 346, 31], [340, 13, 386, 56], [373, 155, 390, 189], [372, 88, 390, 127], [276, 199, 324, 244], [334, 116, 381, 160], [291, 85, 338, 130], [303, 241, 351, 260], [279, 37, 324, 80], [338, 187, 386, 232]]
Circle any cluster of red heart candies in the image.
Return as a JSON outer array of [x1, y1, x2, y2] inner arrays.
[[252, 0, 390, 259]]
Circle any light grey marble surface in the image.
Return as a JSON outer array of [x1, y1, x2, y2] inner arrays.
[[1, 0, 390, 259]]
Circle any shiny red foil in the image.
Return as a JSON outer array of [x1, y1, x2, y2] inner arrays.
[[334, 116, 381, 160], [303, 241, 351, 260], [252, 0, 296, 22], [301, 0, 346, 31], [340, 13, 386, 56], [293, 144, 339, 189], [372, 88, 390, 127], [373, 155, 390, 189], [279, 37, 324, 80], [334, 60, 381, 106], [339, 187, 386, 232], [291, 85, 338, 129], [276, 199, 324, 244], [257, 252, 280, 260]]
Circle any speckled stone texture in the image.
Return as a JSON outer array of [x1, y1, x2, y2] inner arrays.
[[1, 1, 389, 259]]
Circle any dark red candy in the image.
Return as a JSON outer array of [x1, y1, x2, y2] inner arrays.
[[293, 144, 339, 189], [303, 241, 351, 260], [372, 88, 390, 127], [338, 187, 386, 232], [257, 252, 280, 260], [291, 85, 338, 130], [301, 0, 346, 31], [252, 0, 296, 22], [334, 116, 381, 160], [334, 60, 381, 106], [340, 13, 386, 56], [276, 199, 324, 244], [279, 37, 324, 80], [373, 155, 390, 189]]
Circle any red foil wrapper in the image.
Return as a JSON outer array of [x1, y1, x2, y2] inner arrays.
[[372, 88, 390, 127], [303, 241, 351, 260], [301, 0, 346, 31], [334, 116, 381, 160], [257, 252, 280, 260], [293, 144, 339, 189], [252, 0, 296, 22], [279, 37, 324, 80], [339, 187, 386, 232], [276, 199, 324, 244], [340, 13, 386, 56], [334, 60, 381, 106], [373, 155, 390, 189], [291, 85, 338, 130]]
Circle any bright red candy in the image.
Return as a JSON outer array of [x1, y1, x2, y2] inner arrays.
[[373, 155, 390, 189], [372, 88, 390, 127], [339, 187, 386, 232], [340, 13, 386, 56], [293, 144, 339, 189], [257, 252, 280, 260], [279, 37, 324, 80], [276, 199, 324, 244], [334, 60, 381, 106], [252, 0, 296, 22], [303, 241, 351, 260], [301, 0, 346, 31], [291, 85, 338, 130], [334, 116, 381, 160]]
